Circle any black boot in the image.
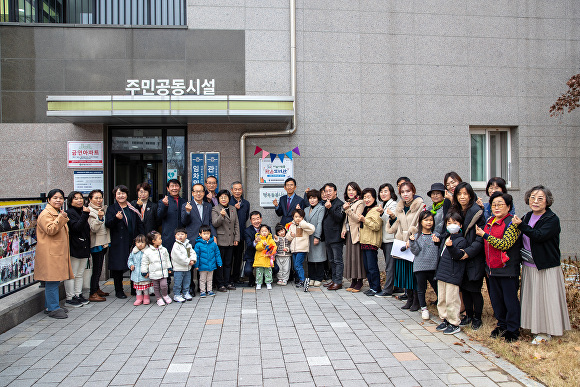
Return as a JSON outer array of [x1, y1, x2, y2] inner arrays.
[[401, 289, 414, 309], [409, 290, 420, 311]]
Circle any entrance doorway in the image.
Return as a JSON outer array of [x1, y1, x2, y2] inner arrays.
[[109, 128, 187, 203]]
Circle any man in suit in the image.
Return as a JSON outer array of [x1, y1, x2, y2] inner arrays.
[[157, 179, 186, 253], [229, 181, 250, 284], [273, 178, 306, 226], [322, 183, 346, 290], [182, 183, 217, 293]]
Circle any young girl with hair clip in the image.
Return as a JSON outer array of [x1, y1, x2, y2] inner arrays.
[[141, 231, 173, 306], [128, 234, 151, 305]]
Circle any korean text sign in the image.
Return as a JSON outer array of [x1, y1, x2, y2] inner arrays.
[[259, 159, 293, 185], [67, 141, 104, 168]]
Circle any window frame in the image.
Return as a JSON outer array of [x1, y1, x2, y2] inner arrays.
[[469, 127, 512, 190]]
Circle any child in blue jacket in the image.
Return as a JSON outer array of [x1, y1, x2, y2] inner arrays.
[[194, 225, 222, 298]]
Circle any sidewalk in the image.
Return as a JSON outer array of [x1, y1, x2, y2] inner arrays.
[[0, 282, 542, 387]]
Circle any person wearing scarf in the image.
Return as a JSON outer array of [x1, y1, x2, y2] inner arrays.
[[87, 189, 111, 302], [427, 183, 446, 234], [105, 185, 144, 299], [358, 188, 383, 296]]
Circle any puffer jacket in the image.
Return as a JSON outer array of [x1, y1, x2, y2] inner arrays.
[[140, 245, 172, 280], [379, 199, 397, 243], [194, 236, 222, 271], [127, 247, 149, 283], [435, 233, 468, 286], [286, 219, 315, 253], [460, 202, 486, 284], [171, 239, 196, 271], [254, 233, 277, 268]]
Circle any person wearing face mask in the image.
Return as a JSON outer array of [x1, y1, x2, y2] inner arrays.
[[386, 181, 425, 310], [451, 182, 486, 331]]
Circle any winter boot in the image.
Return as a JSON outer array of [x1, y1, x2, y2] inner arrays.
[[133, 294, 143, 306], [409, 290, 420, 311], [143, 294, 150, 305], [401, 289, 414, 309]]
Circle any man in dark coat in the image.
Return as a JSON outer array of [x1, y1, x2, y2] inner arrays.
[[322, 183, 346, 290], [229, 181, 250, 284], [157, 179, 186, 253], [242, 211, 273, 287]]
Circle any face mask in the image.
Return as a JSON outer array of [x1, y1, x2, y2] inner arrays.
[[447, 224, 461, 234]]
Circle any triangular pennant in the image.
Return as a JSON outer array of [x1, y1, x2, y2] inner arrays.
[[270, 153, 277, 162], [254, 146, 262, 155], [292, 147, 300, 156], [278, 153, 285, 162], [261, 150, 269, 160], [285, 151, 293, 160]]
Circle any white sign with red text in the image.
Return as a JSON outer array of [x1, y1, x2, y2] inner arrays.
[[67, 141, 104, 168]]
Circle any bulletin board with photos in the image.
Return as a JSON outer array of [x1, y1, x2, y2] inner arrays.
[[0, 200, 45, 293]]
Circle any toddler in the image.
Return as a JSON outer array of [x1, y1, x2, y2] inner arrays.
[[274, 223, 291, 285], [194, 225, 222, 298], [140, 231, 173, 306], [254, 225, 277, 290], [127, 234, 151, 306], [171, 228, 196, 303], [434, 211, 468, 335], [286, 209, 315, 288]]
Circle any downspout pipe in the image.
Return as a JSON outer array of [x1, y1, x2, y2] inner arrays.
[[239, 0, 297, 189]]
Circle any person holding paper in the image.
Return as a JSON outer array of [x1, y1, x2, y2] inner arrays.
[[386, 181, 425, 309]]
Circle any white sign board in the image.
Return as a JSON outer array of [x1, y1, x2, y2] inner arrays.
[[167, 169, 178, 181], [259, 158, 293, 185], [67, 141, 103, 168], [392, 239, 415, 262], [74, 171, 104, 194], [259, 187, 288, 208]]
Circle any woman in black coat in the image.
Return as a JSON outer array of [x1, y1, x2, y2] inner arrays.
[[105, 185, 144, 298], [451, 182, 486, 330], [131, 182, 159, 234], [64, 191, 91, 307]]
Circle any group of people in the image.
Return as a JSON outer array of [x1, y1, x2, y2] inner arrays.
[[34, 173, 570, 345]]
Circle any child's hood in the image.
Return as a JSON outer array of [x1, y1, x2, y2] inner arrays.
[[131, 246, 143, 254], [195, 235, 212, 244], [175, 238, 191, 247]]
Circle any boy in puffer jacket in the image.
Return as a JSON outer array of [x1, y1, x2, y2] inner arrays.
[[171, 228, 196, 303], [194, 225, 222, 298]]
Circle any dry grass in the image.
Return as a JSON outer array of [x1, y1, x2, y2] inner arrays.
[[422, 257, 580, 387]]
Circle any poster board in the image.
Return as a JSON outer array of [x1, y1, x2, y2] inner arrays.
[[259, 187, 288, 208], [67, 141, 104, 168], [259, 158, 293, 185]]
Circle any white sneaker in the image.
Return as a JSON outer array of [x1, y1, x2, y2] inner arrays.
[[421, 308, 430, 320], [173, 295, 186, 303], [184, 293, 193, 301], [256, 284, 262, 290], [309, 280, 315, 286], [313, 281, 322, 287], [266, 283, 272, 290]]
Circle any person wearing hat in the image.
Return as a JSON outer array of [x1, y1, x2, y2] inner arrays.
[[427, 183, 446, 234]]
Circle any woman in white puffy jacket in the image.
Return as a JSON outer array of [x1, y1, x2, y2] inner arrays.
[[140, 231, 173, 306], [375, 183, 398, 297]]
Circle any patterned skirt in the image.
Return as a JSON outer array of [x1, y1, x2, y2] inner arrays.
[[133, 281, 152, 290]]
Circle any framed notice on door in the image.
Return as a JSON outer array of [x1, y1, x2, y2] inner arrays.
[[67, 141, 103, 168]]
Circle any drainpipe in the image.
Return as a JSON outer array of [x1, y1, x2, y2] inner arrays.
[[239, 0, 297, 189]]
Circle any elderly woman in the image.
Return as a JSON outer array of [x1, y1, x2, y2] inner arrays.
[[304, 189, 326, 287], [88, 189, 111, 302], [35, 189, 73, 319], [513, 185, 570, 344], [131, 182, 159, 234], [476, 192, 521, 342], [64, 191, 91, 308], [212, 189, 240, 292], [358, 188, 383, 296], [105, 185, 144, 299]]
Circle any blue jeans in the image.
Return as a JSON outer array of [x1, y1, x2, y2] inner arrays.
[[326, 242, 344, 284], [293, 252, 306, 282], [45, 281, 60, 311], [362, 249, 380, 291], [173, 270, 191, 296]]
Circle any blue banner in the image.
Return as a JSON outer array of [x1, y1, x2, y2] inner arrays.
[[191, 153, 205, 188], [205, 152, 220, 190]]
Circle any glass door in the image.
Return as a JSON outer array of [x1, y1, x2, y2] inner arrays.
[[109, 127, 186, 203]]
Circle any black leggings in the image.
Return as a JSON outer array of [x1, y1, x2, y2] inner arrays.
[[414, 270, 437, 308], [462, 289, 484, 319], [90, 248, 107, 294]]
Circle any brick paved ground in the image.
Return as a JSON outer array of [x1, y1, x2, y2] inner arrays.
[[0, 282, 542, 386]]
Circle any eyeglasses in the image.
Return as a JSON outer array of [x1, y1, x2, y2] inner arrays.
[[492, 203, 506, 208]]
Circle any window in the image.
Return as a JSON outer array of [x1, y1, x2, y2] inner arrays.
[[1, 0, 185, 25], [470, 127, 512, 188]]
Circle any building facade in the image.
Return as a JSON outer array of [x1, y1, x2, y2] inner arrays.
[[1, 0, 579, 255]]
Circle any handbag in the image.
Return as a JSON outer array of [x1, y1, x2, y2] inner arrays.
[[520, 247, 534, 264]]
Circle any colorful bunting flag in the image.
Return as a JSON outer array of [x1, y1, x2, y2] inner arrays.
[[254, 146, 300, 162]]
